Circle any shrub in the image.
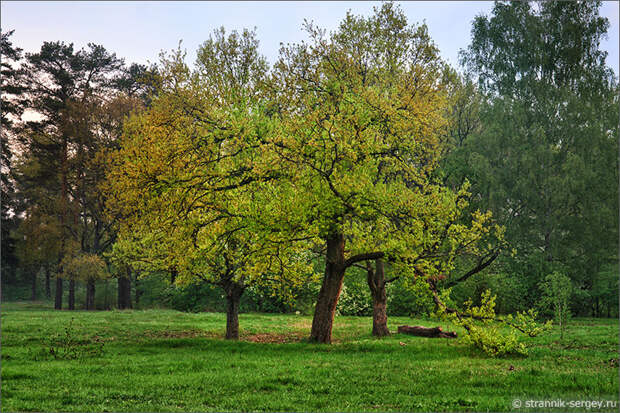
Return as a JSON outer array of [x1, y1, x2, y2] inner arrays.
[[336, 284, 372, 316], [438, 290, 551, 357]]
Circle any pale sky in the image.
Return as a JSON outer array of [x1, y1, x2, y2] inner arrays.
[[1, 1, 619, 76]]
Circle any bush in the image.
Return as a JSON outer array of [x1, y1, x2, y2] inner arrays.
[[336, 284, 372, 316], [438, 290, 550, 357], [336, 269, 372, 316]]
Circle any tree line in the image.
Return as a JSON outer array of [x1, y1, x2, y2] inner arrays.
[[2, 1, 617, 347]]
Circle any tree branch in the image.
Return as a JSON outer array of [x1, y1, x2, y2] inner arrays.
[[443, 250, 500, 288], [344, 251, 384, 268]]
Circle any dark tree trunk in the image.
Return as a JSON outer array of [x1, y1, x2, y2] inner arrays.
[[56, 136, 68, 311], [103, 279, 110, 310], [68, 279, 75, 310], [117, 276, 125, 309], [86, 280, 95, 310], [224, 285, 243, 340], [45, 267, 51, 299], [55, 277, 63, 310], [367, 258, 390, 337], [595, 298, 600, 318], [31, 267, 37, 301], [310, 233, 346, 344], [117, 274, 132, 309], [134, 275, 141, 307]]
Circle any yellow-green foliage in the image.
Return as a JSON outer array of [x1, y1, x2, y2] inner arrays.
[[104, 30, 316, 298], [61, 253, 109, 282], [264, 3, 505, 280], [15, 207, 62, 268], [438, 290, 551, 356], [105, 4, 505, 316]]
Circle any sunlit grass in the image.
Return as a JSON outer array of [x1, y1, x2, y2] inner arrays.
[[1, 301, 618, 412]]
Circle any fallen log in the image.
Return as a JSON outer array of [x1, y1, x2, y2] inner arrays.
[[397, 325, 457, 338]]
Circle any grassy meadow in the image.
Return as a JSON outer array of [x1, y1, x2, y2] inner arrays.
[[1, 301, 618, 412]]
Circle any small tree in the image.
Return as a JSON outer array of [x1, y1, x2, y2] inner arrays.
[[539, 271, 572, 339], [61, 252, 110, 310]]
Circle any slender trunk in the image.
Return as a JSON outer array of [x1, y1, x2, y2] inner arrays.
[[104, 279, 109, 310], [134, 275, 140, 307], [45, 267, 51, 299], [86, 280, 95, 310], [595, 298, 600, 318], [367, 258, 390, 337], [68, 279, 75, 310], [544, 230, 553, 264], [56, 136, 68, 311], [118, 273, 132, 309], [310, 233, 346, 344], [87, 222, 99, 311], [117, 276, 125, 309], [225, 286, 243, 340], [125, 276, 132, 309], [30, 267, 37, 301], [55, 276, 63, 310]]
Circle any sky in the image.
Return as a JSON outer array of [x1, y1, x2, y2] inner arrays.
[[1, 1, 619, 76]]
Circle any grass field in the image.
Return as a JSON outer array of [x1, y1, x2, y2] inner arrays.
[[1, 301, 618, 412]]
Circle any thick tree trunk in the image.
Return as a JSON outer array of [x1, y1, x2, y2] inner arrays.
[[86, 280, 95, 310], [31, 268, 37, 301], [367, 259, 390, 337], [55, 277, 63, 310], [310, 233, 346, 344], [397, 325, 457, 338], [117, 274, 132, 309], [225, 287, 243, 340], [45, 267, 51, 299], [68, 279, 75, 310]]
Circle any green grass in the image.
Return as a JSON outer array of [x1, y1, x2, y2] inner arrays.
[[2, 301, 618, 412]]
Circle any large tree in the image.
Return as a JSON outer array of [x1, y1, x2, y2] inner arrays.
[[16, 41, 139, 309], [1, 31, 26, 285], [458, 0, 618, 315], [268, 3, 501, 343], [106, 31, 312, 339]]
